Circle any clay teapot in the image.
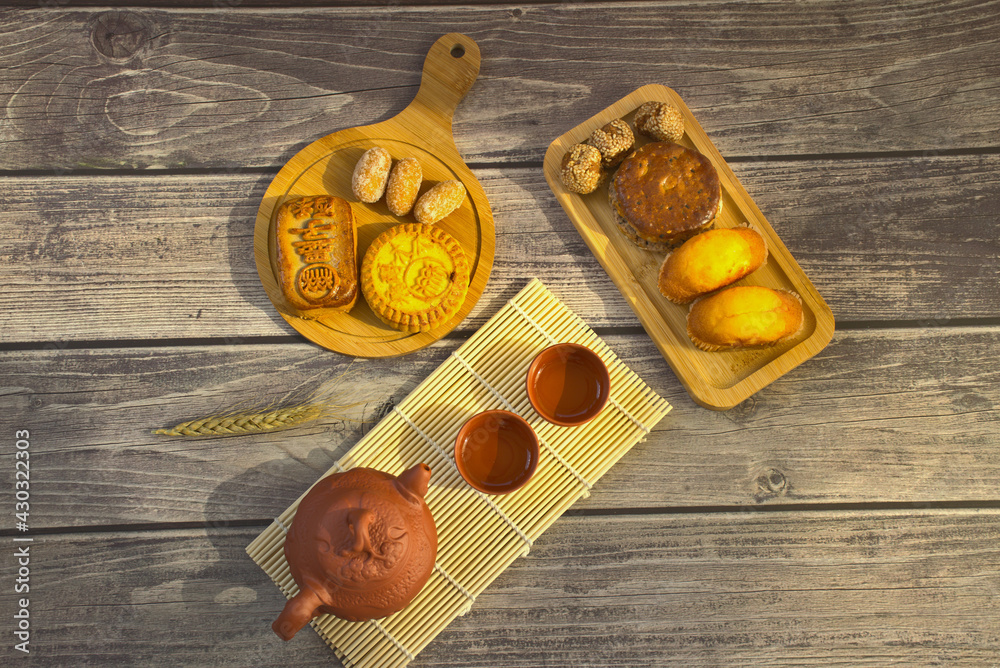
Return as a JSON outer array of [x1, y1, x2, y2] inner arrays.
[[272, 463, 437, 640]]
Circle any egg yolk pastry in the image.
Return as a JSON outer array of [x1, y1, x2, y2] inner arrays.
[[687, 286, 803, 351], [658, 226, 767, 304]]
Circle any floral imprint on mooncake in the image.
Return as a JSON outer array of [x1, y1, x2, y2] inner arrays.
[[361, 223, 470, 333]]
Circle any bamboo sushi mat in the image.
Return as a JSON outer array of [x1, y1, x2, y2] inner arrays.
[[247, 278, 672, 667]]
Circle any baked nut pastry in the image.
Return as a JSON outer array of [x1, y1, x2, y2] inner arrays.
[[559, 143, 604, 194], [658, 226, 768, 304], [352, 147, 392, 203], [273, 195, 358, 313], [413, 180, 466, 225], [609, 141, 722, 250], [634, 101, 684, 142], [587, 119, 634, 168], [361, 223, 470, 333], [386, 157, 423, 216], [687, 286, 803, 351]]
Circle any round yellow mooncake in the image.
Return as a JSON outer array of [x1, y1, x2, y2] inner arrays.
[[361, 223, 470, 333]]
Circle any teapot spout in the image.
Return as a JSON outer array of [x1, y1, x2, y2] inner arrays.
[[395, 463, 431, 502], [272, 587, 323, 641]]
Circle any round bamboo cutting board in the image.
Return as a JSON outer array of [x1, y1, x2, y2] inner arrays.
[[254, 34, 495, 357]]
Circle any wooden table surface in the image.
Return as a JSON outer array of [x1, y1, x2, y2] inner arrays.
[[2, 2, 999, 665]]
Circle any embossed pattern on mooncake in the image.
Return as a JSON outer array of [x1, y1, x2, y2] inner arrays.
[[274, 195, 358, 313], [361, 223, 470, 333]]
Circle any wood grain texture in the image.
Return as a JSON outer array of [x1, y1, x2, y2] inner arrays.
[[2, 325, 998, 528], [5, 511, 998, 666], [2, 154, 998, 344], [2, 2, 997, 665], [0, 2, 998, 170]]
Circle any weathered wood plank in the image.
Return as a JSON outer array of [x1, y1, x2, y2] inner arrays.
[[1, 154, 998, 344], [4, 510, 998, 665], [1, 2, 998, 170], [3, 325, 998, 528]]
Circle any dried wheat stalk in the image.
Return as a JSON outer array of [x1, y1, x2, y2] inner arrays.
[[153, 370, 365, 438], [153, 403, 325, 437]]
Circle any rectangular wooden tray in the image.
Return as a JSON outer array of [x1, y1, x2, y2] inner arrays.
[[544, 84, 835, 410]]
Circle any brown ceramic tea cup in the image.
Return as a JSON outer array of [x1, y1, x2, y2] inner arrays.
[[526, 342, 611, 427], [454, 410, 539, 495]]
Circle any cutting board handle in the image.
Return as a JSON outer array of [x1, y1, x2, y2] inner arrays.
[[410, 33, 481, 124]]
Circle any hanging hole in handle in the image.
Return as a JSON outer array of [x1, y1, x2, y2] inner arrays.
[[450, 44, 465, 58]]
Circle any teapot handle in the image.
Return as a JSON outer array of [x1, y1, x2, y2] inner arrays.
[[272, 587, 323, 641]]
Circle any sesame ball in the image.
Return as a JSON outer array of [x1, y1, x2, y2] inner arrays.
[[587, 119, 634, 168], [559, 144, 604, 194], [634, 101, 684, 143], [413, 180, 465, 225], [352, 146, 392, 203], [633, 102, 659, 132]]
